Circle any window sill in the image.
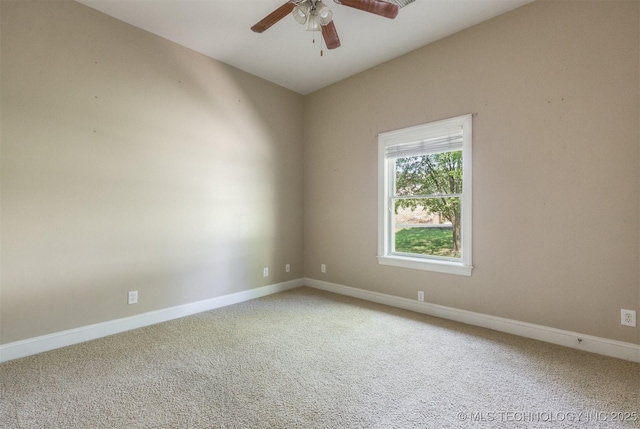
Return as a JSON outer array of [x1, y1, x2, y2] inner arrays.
[[377, 255, 473, 276]]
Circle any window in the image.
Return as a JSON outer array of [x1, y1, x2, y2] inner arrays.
[[377, 114, 472, 276]]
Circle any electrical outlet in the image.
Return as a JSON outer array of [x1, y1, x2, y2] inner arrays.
[[418, 291, 424, 302], [128, 290, 138, 305], [263, 267, 269, 277], [285, 264, 290, 273], [621, 309, 636, 327], [320, 264, 326, 273]]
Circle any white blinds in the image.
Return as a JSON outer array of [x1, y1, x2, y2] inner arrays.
[[385, 127, 463, 159]]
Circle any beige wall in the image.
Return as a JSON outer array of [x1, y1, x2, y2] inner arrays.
[[304, 1, 640, 344], [1, 1, 304, 343]]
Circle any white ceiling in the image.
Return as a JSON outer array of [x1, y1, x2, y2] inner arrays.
[[76, 0, 534, 95]]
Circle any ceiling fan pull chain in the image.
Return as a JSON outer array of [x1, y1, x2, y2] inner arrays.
[[310, 27, 323, 56]]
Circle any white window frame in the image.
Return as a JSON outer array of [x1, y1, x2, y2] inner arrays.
[[377, 114, 473, 276]]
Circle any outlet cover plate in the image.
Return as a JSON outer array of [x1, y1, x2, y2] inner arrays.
[[621, 309, 636, 327], [128, 290, 138, 305]]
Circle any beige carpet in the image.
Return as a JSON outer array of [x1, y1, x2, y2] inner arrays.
[[1, 287, 639, 428]]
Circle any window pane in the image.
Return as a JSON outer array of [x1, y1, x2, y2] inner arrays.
[[393, 199, 461, 258], [394, 151, 463, 197]]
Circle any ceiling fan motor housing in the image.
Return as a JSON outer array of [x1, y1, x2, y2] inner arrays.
[[293, 0, 334, 30]]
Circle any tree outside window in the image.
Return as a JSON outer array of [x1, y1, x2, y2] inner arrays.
[[394, 150, 462, 258]]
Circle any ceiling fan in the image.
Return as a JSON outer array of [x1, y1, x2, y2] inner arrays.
[[251, 0, 413, 51]]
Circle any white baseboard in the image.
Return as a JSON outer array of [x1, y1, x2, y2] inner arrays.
[[305, 278, 640, 363], [0, 279, 304, 363], [4, 277, 637, 364]]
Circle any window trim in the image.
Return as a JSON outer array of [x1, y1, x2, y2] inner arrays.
[[377, 114, 473, 276]]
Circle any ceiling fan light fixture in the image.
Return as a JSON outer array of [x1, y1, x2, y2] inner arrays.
[[292, 2, 311, 25], [305, 1, 333, 31], [315, 2, 333, 26], [305, 11, 322, 31]]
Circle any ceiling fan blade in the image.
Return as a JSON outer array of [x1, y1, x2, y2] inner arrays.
[[338, 0, 399, 19], [251, 2, 296, 33], [386, 0, 415, 7], [321, 21, 341, 49]]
